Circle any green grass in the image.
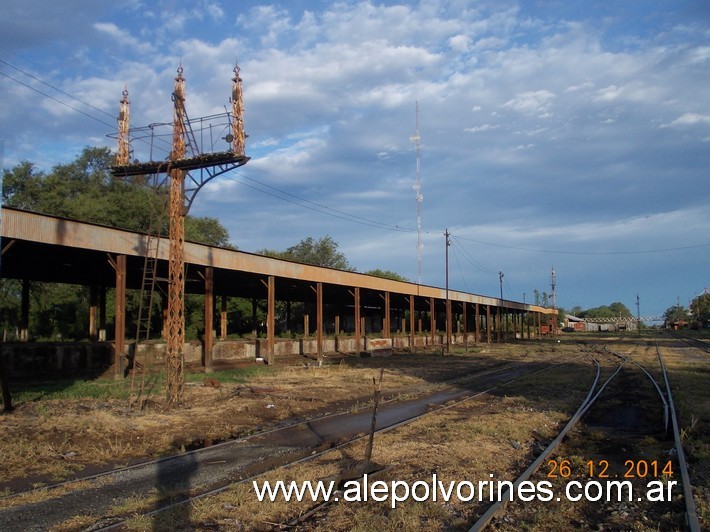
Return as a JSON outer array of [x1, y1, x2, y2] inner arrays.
[[184, 365, 274, 384], [9, 365, 275, 405], [10, 378, 131, 403]]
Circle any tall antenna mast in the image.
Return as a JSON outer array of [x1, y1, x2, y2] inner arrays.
[[410, 101, 423, 284]]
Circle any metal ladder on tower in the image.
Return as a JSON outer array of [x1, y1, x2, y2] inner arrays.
[[128, 180, 167, 408]]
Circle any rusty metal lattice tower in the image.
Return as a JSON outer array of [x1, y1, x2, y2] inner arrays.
[[231, 64, 246, 156], [110, 63, 249, 406], [116, 88, 130, 165], [166, 67, 188, 405]]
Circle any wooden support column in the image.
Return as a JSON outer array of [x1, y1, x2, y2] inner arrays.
[[496, 309, 501, 343], [383, 292, 391, 339], [445, 299, 452, 352], [204, 267, 214, 372], [109, 254, 126, 377], [220, 295, 228, 340], [353, 287, 361, 356], [335, 315, 340, 336], [474, 303, 480, 344], [462, 302, 468, 350], [526, 313, 531, 339], [486, 304, 491, 344], [89, 285, 99, 342], [265, 276, 275, 365], [310, 283, 323, 364], [316, 282, 323, 365], [537, 311, 541, 338], [512, 310, 517, 340], [429, 297, 436, 347], [409, 296, 415, 350]]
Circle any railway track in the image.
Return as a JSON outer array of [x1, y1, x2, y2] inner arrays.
[[0, 355, 578, 531], [667, 330, 710, 355], [2, 338, 702, 530], [153, 349, 599, 531], [469, 340, 701, 531]]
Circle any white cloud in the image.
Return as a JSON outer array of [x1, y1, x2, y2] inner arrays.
[[465, 124, 498, 133], [662, 113, 710, 127], [93, 22, 153, 54], [3, 0, 709, 316], [503, 90, 556, 115]]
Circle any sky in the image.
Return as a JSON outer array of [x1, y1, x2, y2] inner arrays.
[[1, 0, 709, 320]]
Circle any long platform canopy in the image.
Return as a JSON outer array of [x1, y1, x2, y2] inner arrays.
[[0, 207, 555, 316]]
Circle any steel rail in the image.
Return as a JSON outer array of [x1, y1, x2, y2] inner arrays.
[[93, 356, 586, 531], [0, 359, 548, 504], [668, 331, 710, 355], [469, 355, 609, 532], [656, 340, 701, 532], [604, 345, 669, 435]]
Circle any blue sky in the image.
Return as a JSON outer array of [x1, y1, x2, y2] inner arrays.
[[1, 0, 709, 319]]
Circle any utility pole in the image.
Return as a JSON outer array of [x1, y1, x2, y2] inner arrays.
[[550, 267, 557, 309], [498, 271, 504, 301], [445, 229, 451, 353], [636, 294, 641, 335]]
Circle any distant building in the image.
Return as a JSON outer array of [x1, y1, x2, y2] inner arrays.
[[564, 314, 637, 332]]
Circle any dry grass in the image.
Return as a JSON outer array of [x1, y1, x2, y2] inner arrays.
[[4, 335, 703, 531], [0, 344, 568, 490], [152, 354, 592, 530]]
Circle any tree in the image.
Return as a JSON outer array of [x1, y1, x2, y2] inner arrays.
[[259, 236, 354, 271], [365, 269, 409, 282], [664, 304, 689, 325], [185, 217, 232, 248], [690, 292, 710, 326], [2, 146, 232, 246], [609, 302, 632, 317]]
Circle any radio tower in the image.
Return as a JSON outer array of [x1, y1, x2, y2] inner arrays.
[[550, 267, 557, 309], [410, 101, 423, 284]]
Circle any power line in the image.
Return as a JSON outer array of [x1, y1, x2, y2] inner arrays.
[[0, 60, 421, 237], [449, 243, 469, 292], [0, 59, 117, 121], [449, 236, 496, 274], [453, 234, 710, 256], [223, 172, 418, 233], [0, 70, 116, 129]]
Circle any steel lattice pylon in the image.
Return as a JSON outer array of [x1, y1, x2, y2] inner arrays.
[[166, 66, 188, 405], [111, 64, 249, 406]]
